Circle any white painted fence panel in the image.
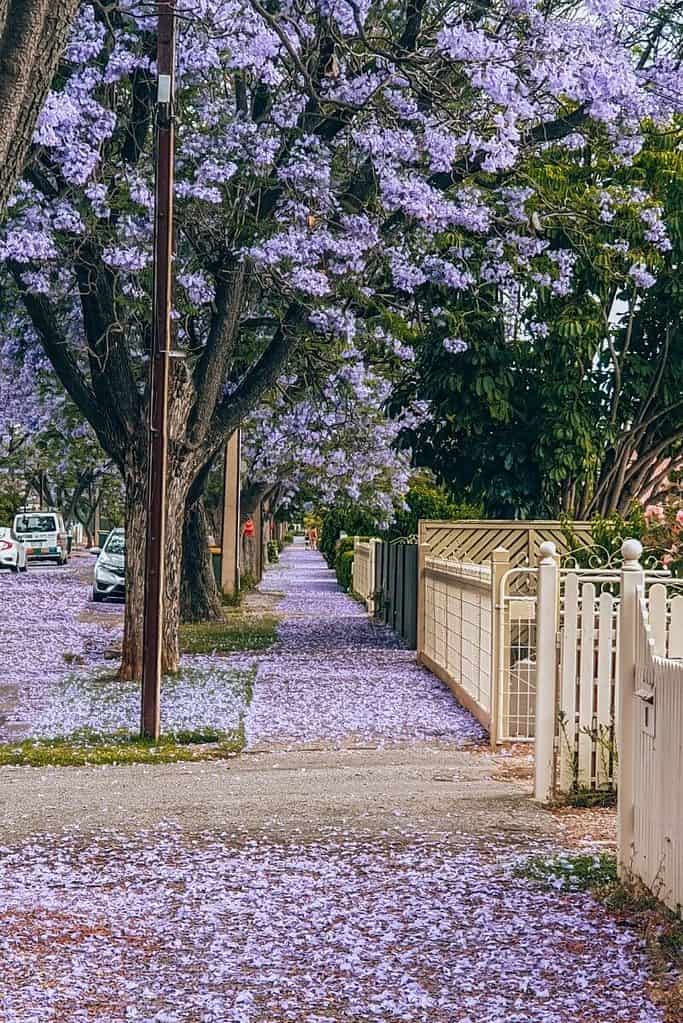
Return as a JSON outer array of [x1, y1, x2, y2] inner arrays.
[[630, 593, 683, 913], [420, 556, 493, 731], [557, 569, 681, 797], [352, 539, 378, 611]]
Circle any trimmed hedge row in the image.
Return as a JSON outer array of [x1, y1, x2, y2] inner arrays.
[[334, 536, 372, 592]]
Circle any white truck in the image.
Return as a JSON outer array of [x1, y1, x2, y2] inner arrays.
[[12, 511, 70, 565]]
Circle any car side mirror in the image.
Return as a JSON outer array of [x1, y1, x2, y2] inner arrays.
[[89, 546, 101, 555]]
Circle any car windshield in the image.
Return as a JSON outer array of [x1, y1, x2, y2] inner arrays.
[[15, 515, 57, 533], [104, 533, 125, 556]]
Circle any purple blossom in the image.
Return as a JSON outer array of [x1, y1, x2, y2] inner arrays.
[[629, 263, 657, 289], [442, 337, 469, 355]]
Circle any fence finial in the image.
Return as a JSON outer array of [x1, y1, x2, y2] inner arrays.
[[621, 538, 643, 569], [538, 540, 557, 564]]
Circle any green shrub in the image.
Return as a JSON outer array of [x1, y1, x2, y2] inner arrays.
[[385, 474, 481, 540], [336, 536, 356, 558], [335, 549, 355, 591], [319, 505, 376, 567], [267, 540, 280, 563]]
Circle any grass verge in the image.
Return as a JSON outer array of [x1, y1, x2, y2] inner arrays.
[[565, 787, 618, 808], [517, 853, 683, 1020], [180, 613, 278, 654], [0, 727, 244, 767], [516, 852, 618, 891]]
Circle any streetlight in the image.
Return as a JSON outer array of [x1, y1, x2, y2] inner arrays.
[[141, 1, 176, 740]]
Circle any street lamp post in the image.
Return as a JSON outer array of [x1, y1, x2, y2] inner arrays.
[[141, 1, 176, 740]]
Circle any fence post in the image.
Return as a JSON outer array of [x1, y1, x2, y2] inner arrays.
[[369, 538, 381, 613], [490, 547, 511, 749], [534, 541, 560, 803], [617, 538, 644, 879], [416, 543, 428, 664]]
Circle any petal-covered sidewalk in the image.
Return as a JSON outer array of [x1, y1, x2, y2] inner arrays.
[[245, 541, 486, 749], [0, 540, 670, 1022], [0, 827, 661, 1023]]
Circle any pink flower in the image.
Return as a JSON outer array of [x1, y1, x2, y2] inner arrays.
[[662, 553, 673, 566], [675, 509, 683, 527], [645, 504, 665, 521]]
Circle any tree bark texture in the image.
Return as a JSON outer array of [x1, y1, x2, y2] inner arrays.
[[0, 0, 80, 219], [180, 495, 223, 624]]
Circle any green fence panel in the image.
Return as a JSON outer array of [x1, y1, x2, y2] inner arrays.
[[375, 540, 418, 650]]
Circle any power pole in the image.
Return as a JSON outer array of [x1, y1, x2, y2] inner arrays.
[[141, 1, 176, 740], [220, 429, 241, 598]]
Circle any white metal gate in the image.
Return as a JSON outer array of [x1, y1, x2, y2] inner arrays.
[[497, 568, 539, 741]]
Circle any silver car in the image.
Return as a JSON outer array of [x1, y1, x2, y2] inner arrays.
[[92, 528, 125, 602]]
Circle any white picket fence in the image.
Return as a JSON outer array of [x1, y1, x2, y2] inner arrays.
[[532, 540, 683, 912], [412, 529, 683, 909], [617, 551, 683, 914], [556, 572, 683, 795]]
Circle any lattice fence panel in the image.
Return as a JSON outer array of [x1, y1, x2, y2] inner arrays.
[[418, 520, 592, 567]]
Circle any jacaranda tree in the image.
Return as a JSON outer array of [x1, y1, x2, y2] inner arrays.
[[0, 1, 81, 219], [1, 0, 680, 677]]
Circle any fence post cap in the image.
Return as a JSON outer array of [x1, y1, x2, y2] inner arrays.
[[621, 538, 643, 566], [538, 540, 557, 563]]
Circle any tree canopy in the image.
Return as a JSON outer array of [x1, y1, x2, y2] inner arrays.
[[1, 0, 681, 673]]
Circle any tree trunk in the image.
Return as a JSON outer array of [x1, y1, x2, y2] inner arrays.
[[180, 495, 223, 623], [0, 0, 81, 219], [119, 460, 193, 680]]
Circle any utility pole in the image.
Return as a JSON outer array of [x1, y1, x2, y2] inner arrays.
[[141, 1, 176, 740], [220, 429, 241, 598]]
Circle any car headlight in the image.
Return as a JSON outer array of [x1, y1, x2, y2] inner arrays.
[[96, 565, 120, 584]]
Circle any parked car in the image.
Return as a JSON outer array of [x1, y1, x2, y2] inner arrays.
[[12, 511, 69, 565], [91, 527, 125, 602], [0, 527, 28, 573]]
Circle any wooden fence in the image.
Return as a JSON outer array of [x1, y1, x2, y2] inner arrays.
[[352, 539, 380, 612], [626, 591, 683, 913], [354, 524, 683, 907], [533, 540, 683, 912], [418, 519, 592, 567], [376, 541, 418, 649]]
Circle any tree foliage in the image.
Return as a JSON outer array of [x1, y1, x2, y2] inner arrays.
[[396, 125, 683, 517]]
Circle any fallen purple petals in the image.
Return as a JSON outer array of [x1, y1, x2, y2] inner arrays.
[[0, 827, 662, 1023], [0, 564, 254, 741], [245, 545, 487, 748]]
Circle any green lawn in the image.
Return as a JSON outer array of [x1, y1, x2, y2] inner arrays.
[[0, 727, 245, 767], [180, 613, 279, 654]]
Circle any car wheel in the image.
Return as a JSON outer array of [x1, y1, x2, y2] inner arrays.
[[10, 564, 18, 573], [20, 563, 28, 572], [92, 589, 104, 602]]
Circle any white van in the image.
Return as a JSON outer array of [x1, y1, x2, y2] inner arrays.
[[13, 511, 69, 565]]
